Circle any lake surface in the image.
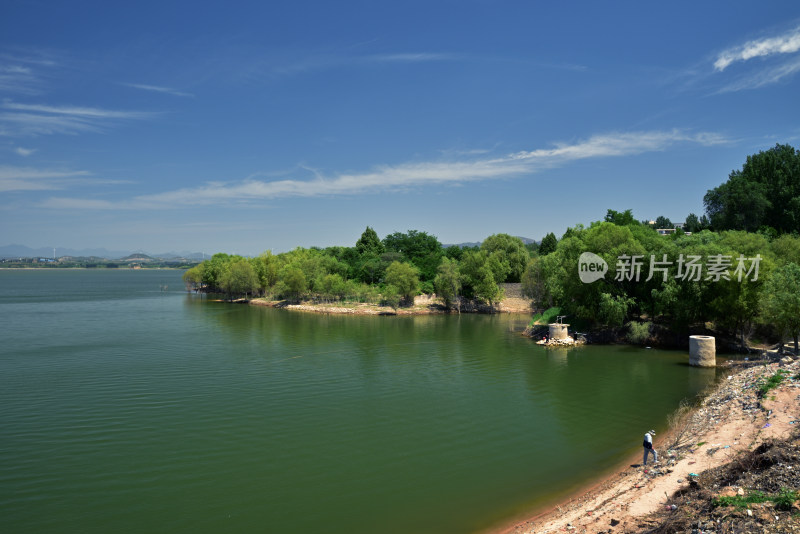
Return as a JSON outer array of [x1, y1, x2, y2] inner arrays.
[[0, 269, 720, 533]]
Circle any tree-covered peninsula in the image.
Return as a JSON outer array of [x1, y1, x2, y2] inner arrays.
[[185, 144, 800, 351]]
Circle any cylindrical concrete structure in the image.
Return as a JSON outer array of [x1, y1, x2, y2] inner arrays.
[[549, 323, 569, 340], [689, 335, 716, 367]]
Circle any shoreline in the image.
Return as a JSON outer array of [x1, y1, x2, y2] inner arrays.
[[247, 294, 535, 315], [495, 356, 800, 533]]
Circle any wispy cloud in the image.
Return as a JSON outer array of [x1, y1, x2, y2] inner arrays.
[[0, 63, 42, 95], [121, 82, 194, 98], [3, 101, 155, 119], [718, 56, 800, 93], [0, 100, 158, 137], [363, 53, 457, 63], [714, 26, 800, 71], [0, 50, 61, 95], [14, 147, 36, 156], [39, 129, 727, 210], [0, 166, 91, 192]]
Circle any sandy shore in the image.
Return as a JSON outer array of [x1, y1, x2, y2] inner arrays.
[[497, 356, 800, 534], [248, 294, 534, 315]]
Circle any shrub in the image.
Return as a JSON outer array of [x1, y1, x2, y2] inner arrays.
[[529, 306, 561, 326], [626, 321, 652, 345]]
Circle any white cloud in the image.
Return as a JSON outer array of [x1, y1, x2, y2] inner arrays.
[[2, 101, 155, 119], [718, 56, 800, 93], [364, 53, 456, 63], [14, 147, 36, 156], [0, 101, 158, 137], [122, 83, 194, 98], [38, 129, 727, 210], [714, 26, 800, 71], [0, 111, 102, 136], [0, 51, 56, 95], [0, 166, 90, 192]]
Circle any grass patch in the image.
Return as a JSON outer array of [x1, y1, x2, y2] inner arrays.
[[757, 370, 787, 398], [713, 488, 799, 510], [529, 306, 561, 326]]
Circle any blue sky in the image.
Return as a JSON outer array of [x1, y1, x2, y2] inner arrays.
[[2, 1, 800, 256]]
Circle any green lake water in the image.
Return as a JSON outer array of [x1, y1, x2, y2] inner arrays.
[[0, 269, 720, 533]]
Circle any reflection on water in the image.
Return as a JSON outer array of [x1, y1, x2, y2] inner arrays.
[[0, 270, 721, 534]]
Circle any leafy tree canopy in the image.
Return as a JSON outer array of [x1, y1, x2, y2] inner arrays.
[[704, 143, 800, 234], [761, 262, 800, 351], [384, 261, 420, 304], [539, 232, 558, 255], [604, 209, 638, 226], [355, 226, 384, 256], [382, 230, 443, 283], [480, 233, 530, 283], [654, 215, 674, 229]]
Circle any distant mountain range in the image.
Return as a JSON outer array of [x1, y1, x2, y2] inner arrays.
[[444, 236, 537, 248], [2, 236, 537, 260], [0, 244, 207, 261]]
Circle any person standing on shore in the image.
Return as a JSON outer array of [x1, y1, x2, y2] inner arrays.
[[643, 430, 657, 465]]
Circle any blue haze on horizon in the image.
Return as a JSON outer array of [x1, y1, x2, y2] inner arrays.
[[1, 1, 800, 256]]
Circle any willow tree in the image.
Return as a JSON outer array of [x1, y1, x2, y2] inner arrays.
[[384, 261, 420, 307], [220, 259, 258, 300], [761, 262, 800, 353], [434, 257, 462, 312]]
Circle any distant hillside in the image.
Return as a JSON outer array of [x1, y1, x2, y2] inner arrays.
[[443, 236, 537, 248], [0, 244, 206, 261]]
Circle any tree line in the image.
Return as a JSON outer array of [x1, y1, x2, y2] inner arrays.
[[184, 143, 800, 349], [182, 228, 534, 310], [522, 143, 800, 351]]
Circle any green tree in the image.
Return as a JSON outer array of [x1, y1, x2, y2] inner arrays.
[[182, 264, 205, 290], [382, 230, 443, 287], [459, 249, 504, 308], [381, 284, 401, 309], [539, 232, 558, 255], [771, 234, 800, 266], [319, 273, 347, 302], [604, 209, 637, 226], [355, 226, 384, 256], [253, 251, 280, 295], [598, 293, 632, 327], [358, 256, 383, 285], [654, 215, 673, 229], [220, 259, 259, 300], [280, 266, 308, 301], [444, 245, 466, 261], [684, 213, 701, 233], [704, 144, 800, 234], [202, 253, 232, 291], [480, 233, 530, 282], [384, 261, 420, 306], [761, 262, 800, 352], [434, 257, 462, 312], [521, 256, 546, 306]]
